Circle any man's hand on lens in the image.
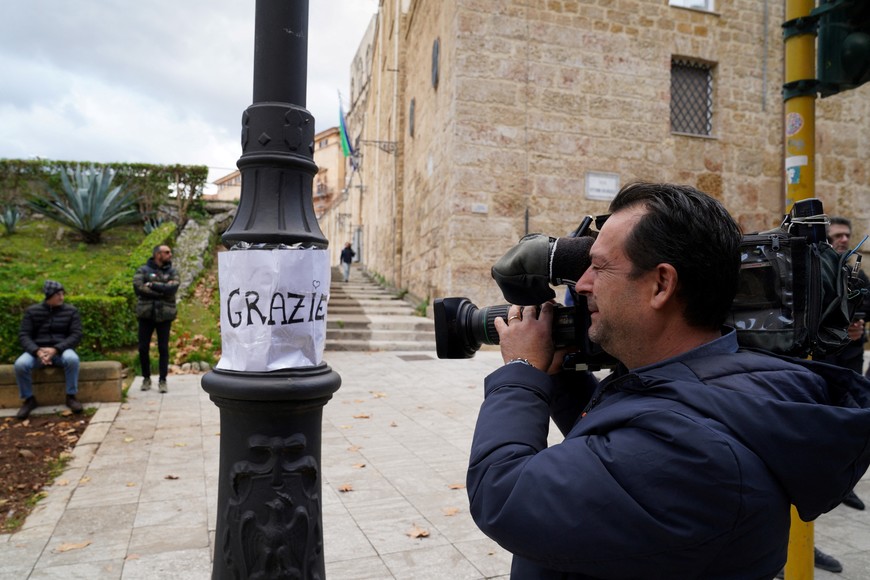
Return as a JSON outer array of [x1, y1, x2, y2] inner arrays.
[[495, 302, 556, 372]]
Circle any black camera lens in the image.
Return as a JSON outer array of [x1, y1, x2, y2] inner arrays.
[[433, 297, 577, 359], [433, 298, 502, 359]]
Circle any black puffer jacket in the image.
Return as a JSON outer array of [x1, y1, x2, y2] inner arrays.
[[19, 302, 82, 355], [132, 257, 180, 322]]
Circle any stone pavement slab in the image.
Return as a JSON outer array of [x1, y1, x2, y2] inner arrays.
[[1, 350, 869, 578]]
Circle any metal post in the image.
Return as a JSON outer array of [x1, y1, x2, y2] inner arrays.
[[784, 0, 817, 212], [201, 1, 341, 578], [783, 0, 816, 577]]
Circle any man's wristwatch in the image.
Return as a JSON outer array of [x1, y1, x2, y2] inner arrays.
[[507, 357, 536, 369]]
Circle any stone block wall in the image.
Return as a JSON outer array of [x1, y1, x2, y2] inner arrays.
[[335, 0, 869, 309]]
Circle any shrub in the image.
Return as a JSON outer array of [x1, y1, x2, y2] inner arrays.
[[0, 293, 133, 363]]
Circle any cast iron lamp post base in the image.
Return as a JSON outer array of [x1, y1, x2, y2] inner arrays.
[[202, 365, 340, 579]]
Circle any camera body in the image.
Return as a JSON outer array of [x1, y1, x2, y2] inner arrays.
[[434, 199, 866, 368]]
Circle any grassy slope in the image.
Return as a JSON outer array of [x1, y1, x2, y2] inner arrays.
[[0, 219, 221, 369], [0, 220, 143, 295]]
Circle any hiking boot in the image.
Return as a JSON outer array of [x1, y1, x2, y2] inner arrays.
[[16, 396, 38, 420], [814, 547, 843, 573], [65, 394, 83, 414], [158, 379, 168, 393], [842, 489, 865, 510], [141, 377, 152, 391]]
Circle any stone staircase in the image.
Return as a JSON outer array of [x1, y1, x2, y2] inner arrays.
[[326, 264, 436, 352]]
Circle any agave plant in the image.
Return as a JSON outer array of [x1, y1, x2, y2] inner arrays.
[[29, 165, 140, 244], [0, 205, 20, 235], [143, 215, 165, 234]]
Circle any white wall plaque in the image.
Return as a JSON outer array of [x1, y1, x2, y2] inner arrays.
[[216, 249, 330, 372], [585, 172, 620, 201]]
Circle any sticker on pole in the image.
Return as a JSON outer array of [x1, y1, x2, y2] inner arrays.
[[215, 249, 330, 372]]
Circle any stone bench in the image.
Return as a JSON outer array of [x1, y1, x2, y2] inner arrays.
[[0, 361, 123, 409]]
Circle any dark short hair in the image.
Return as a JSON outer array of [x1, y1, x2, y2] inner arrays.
[[828, 216, 851, 230], [152, 244, 171, 257], [609, 182, 742, 329]]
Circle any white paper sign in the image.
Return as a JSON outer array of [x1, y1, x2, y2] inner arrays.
[[215, 249, 330, 372]]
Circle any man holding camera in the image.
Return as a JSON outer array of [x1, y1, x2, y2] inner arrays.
[[821, 217, 869, 375], [817, 216, 870, 516], [467, 183, 870, 579]]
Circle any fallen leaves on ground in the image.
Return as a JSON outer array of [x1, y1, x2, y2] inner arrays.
[[0, 414, 92, 532], [56, 540, 91, 552], [406, 524, 430, 539], [338, 483, 354, 492]]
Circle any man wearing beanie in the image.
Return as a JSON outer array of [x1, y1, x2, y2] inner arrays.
[[14, 280, 83, 419]]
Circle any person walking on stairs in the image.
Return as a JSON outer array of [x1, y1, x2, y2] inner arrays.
[[340, 242, 355, 283]]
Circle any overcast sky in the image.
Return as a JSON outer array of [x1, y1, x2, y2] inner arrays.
[[0, 0, 379, 189]]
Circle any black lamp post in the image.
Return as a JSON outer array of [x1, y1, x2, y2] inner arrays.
[[201, 1, 341, 578]]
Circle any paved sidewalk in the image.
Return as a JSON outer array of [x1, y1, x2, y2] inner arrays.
[[2, 350, 869, 579]]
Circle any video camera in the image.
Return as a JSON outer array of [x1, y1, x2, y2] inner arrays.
[[434, 199, 867, 370]]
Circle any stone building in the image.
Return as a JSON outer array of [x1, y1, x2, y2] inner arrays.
[[319, 0, 870, 308], [210, 170, 242, 202], [311, 126, 348, 217], [211, 126, 347, 218], [321, 14, 378, 267]]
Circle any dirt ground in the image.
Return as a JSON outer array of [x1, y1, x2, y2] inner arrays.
[[0, 412, 91, 532]]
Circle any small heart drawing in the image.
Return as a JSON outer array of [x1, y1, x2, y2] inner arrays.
[[312, 280, 321, 289]]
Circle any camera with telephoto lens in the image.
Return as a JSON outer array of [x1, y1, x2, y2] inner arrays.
[[434, 215, 617, 371], [433, 295, 617, 370], [434, 199, 867, 369]]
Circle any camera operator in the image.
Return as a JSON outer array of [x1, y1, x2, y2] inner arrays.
[[467, 182, 870, 579], [820, 217, 869, 374], [816, 217, 870, 514]]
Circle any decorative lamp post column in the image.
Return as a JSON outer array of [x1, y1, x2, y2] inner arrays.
[[201, 1, 340, 578]]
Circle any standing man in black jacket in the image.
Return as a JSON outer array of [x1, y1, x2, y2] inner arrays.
[[14, 280, 83, 419], [133, 245, 179, 393], [818, 216, 870, 514]]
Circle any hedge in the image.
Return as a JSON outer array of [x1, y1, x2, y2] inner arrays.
[[106, 221, 177, 304], [0, 294, 132, 363], [0, 158, 209, 227], [0, 222, 177, 364]]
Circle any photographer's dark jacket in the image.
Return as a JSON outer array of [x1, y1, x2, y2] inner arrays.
[[133, 257, 180, 322], [467, 329, 870, 579], [19, 302, 82, 355]]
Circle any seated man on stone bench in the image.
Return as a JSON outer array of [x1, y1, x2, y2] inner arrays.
[[14, 280, 83, 419]]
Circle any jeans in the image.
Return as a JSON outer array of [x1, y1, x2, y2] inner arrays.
[[14, 350, 80, 400], [342, 261, 351, 282], [138, 318, 172, 380]]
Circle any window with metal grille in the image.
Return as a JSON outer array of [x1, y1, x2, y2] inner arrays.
[[670, 59, 714, 136]]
